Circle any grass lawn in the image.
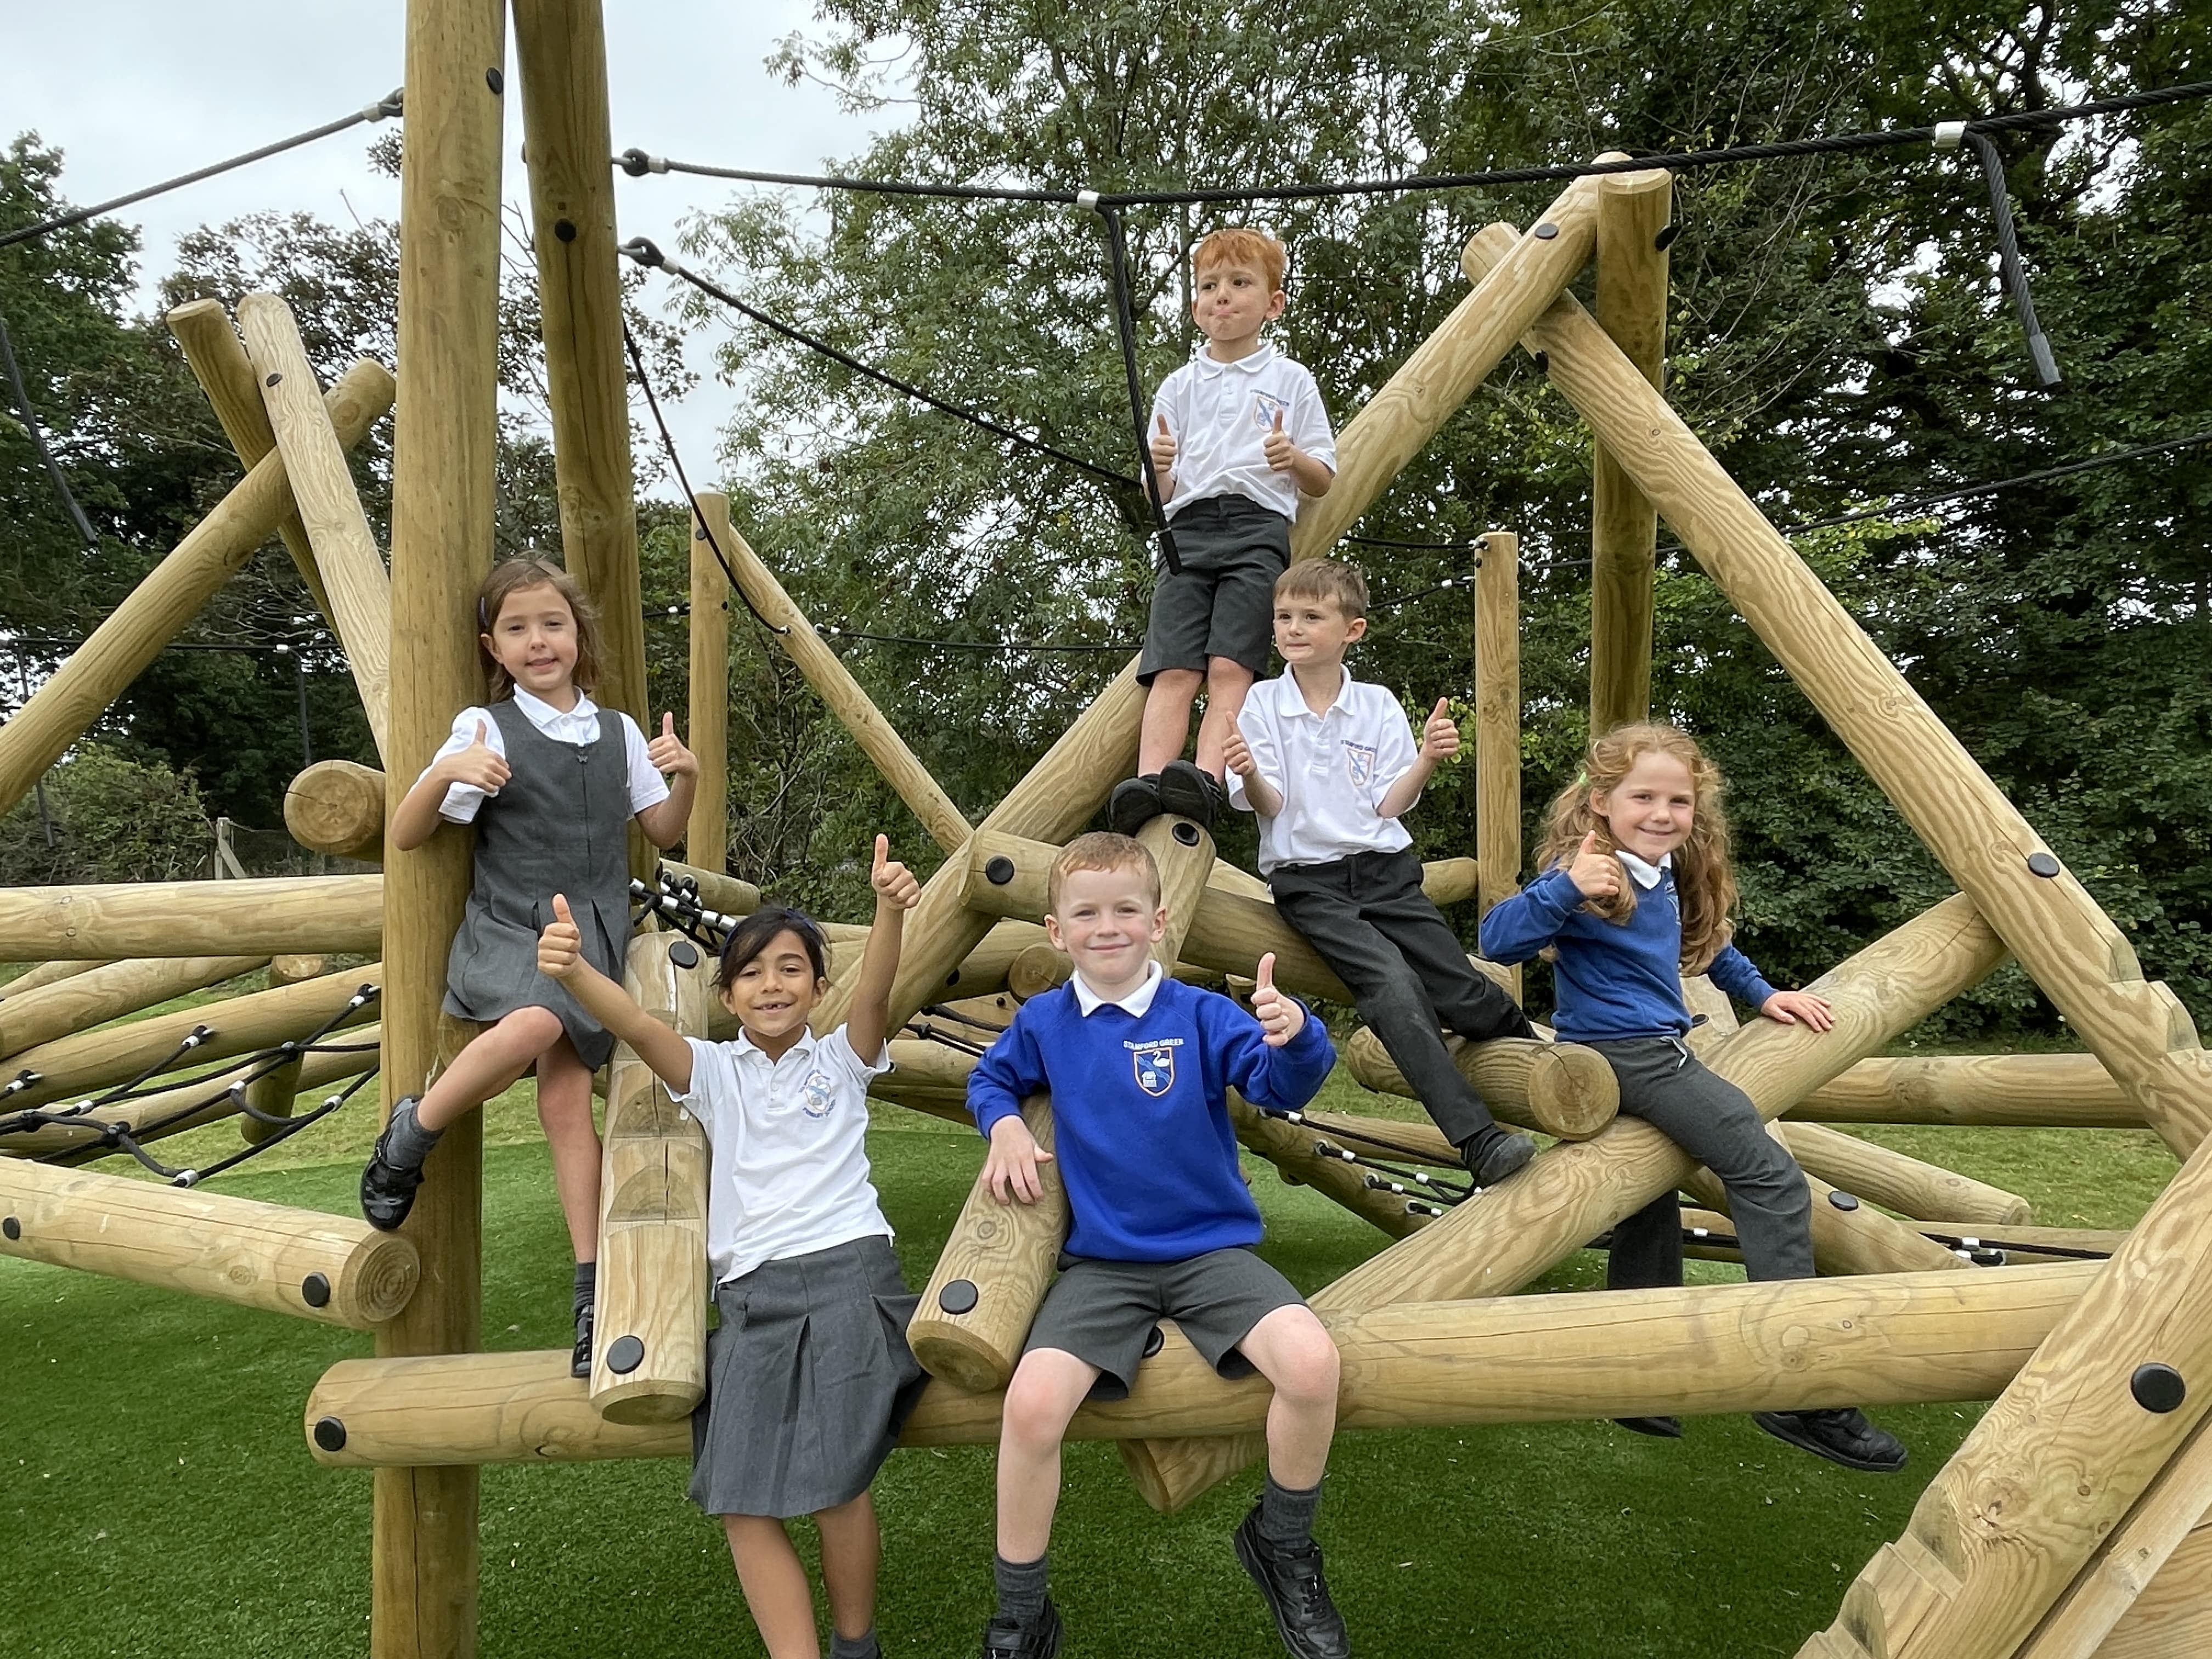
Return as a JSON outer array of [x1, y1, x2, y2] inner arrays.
[[0, 962, 2185, 1656]]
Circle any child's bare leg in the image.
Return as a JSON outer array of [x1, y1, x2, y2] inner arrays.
[[995, 1348, 1099, 1560], [1237, 1305, 1340, 1490], [1137, 668, 1204, 776], [533, 1033, 601, 1262], [1192, 656, 1257, 777], [414, 1006, 565, 1131], [814, 1490, 881, 1644], [722, 1514, 821, 1659]]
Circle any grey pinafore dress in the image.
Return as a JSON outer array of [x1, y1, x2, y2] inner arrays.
[[442, 698, 630, 1070]]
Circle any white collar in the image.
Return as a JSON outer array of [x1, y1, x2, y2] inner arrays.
[[1617, 849, 1672, 890], [731, 1024, 818, 1065], [1277, 663, 1354, 720], [1071, 959, 1164, 1018], [512, 684, 596, 724], [1190, 340, 1277, 376]]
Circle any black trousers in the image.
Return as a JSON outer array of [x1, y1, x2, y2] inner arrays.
[[1589, 1036, 1816, 1290], [1269, 848, 1532, 1147]]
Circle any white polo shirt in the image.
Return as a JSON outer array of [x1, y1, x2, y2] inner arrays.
[[1149, 341, 1336, 523], [1227, 667, 1418, 874], [420, 686, 670, 823], [673, 1024, 894, 1285]]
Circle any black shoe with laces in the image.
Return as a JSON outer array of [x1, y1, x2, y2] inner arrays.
[[571, 1302, 595, 1379], [1458, 1127, 1538, 1187], [1234, 1504, 1351, 1659], [1753, 1407, 1908, 1472], [359, 1096, 427, 1232], [980, 1597, 1063, 1659], [1157, 759, 1228, 828], [1109, 774, 1166, 836]]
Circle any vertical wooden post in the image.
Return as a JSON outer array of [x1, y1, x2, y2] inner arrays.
[[685, 495, 732, 872], [1587, 166, 1672, 733], [510, 0, 650, 883], [1474, 529, 1521, 1000], [376, 0, 505, 1652]]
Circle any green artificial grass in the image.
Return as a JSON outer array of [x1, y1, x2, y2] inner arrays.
[[2, 1084, 2181, 1659]]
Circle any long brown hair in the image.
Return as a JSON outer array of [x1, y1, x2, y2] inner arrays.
[[1534, 723, 1739, 974], [474, 557, 602, 702]]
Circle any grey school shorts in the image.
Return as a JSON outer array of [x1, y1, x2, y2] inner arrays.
[[1023, 1245, 1306, 1401], [1138, 494, 1294, 684]]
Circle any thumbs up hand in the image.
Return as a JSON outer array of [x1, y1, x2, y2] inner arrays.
[[445, 716, 511, 793], [647, 712, 698, 779], [1567, 830, 1622, 900], [1149, 411, 1178, 475], [1418, 697, 1462, 763], [538, 893, 584, 980], [870, 833, 921, 911], [1250, 951, 1304, 1047], [1262, 405, 1299, 472]]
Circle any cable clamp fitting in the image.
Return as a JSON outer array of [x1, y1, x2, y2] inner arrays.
[[618, 148, 669, 178], [1933, 121, 1968, 152], [620, 236, 668, 270], [370, 88, 405, 122], [1075, 189, 1102, 213]]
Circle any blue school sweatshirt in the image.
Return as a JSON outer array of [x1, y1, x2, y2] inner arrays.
[[967, 977, 1335, 1263], [1479, 864, 1779, 1042]]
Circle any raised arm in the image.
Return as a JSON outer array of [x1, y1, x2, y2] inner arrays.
[[844, 835, 921, 1060], [1373, 698, 1451, 822], [1223, 957, 1334, 1111], [537, 893, 693, 1093], [1479, 845, 1616, 965], [391, 715, 508, 851], [633, 712, 701, 850]]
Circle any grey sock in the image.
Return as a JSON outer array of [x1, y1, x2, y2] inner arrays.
[[381, 1097, 442, 1171], [992, 1551, 1049, 1624], [572, 1259, 596, 1316], [828, 1630, 879, 1659], [1257, 1475, 1322, 1549]]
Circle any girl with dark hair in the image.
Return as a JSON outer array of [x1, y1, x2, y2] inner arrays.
[[536, 836, 927, 1659]]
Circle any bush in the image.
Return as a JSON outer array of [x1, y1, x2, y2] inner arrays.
[[0, 745, 211, 884]]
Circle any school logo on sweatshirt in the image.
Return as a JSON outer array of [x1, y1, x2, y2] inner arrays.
[[1251, 390, 1288, 430], [800, 1069, 837, 1118], [1127, 1036, 1181, 1097], [1342, 741, 1377, 788]]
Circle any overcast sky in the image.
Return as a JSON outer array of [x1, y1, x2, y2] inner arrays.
[[2, 0, 889, 497]]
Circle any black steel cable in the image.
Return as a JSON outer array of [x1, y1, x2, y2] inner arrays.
[[1090, 201, 1182, 573], [1255, 1106, 1460, 1169], [0, 310, 98, 546], [1959, 129, 2059, 386], [0, 91, 404, 252]]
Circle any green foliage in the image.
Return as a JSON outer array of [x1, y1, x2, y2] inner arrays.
[[0, 742, 208, 884]]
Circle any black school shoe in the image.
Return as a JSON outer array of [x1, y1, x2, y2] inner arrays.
[[1109, 773, 1166, 836], [1753, 1407, 1908, 1472], [1234, 1504, 1352, 1659], [1613, 1415, 1684, 1438], [571, 1302, 595, 1379], [1158, 759, 1229, 829], [1458, 1127, 1538, 1187], [359, 1096, 427, 1232], [980, 1598, 1063, 1659]]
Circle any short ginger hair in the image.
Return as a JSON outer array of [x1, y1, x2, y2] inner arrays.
[[1192, 226, 1286, 292], [1047, 831, 1162, 915], [1275, 557, 1369, 621]]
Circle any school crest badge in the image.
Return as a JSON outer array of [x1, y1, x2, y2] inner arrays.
[[1131, 1043, 1177, 1097], [1342, 741, 1377, 788], [1251, 390, 1289, 430], [800, 1069, 837, 1119]]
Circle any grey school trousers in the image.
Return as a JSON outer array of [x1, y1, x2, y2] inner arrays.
[[1269, 847, 1533, 1149], [1590, 1035, 1816, 1289]]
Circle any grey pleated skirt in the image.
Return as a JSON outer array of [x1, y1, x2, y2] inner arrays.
[[689, 1234, 927, 1519]]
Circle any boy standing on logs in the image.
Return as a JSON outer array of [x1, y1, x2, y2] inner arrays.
[[970, 832, 1349, 1659], [1110, 227, 1336, 836], [1225, 558, 1541, 1188]]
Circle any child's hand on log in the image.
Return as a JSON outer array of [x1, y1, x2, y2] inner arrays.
[[1418, 698, 1461, 763], [538, 894, 584, 981], [1250, 952, 1304, 1047], [984, 1114, 1055, 1204], [871, 834, 921, 911], [648, 712, 698, 778], [446, 719, 511, 793], [1761, 989, 1835, 1031], [1262, 407, 1300, 472], [1566, 831, 1622, 900], [1149, 413, 1178, 476]]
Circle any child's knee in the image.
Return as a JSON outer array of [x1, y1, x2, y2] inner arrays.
[[1149, 667, 1203, 703], [1261, 1317, 1341, 1408], [496, 1005, 565, 1051], [1205, 656, 1256, 696], [1001, 1355, 1086, 1447]]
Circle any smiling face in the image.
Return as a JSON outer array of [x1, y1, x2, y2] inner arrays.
[[1045, 864, 1167, 1001], [1191, 257, 1287, 358], [719, 928, 828, 1055], [481, 582, 581, 709], [1593, 749, 1699, 865], [1273, 591, 1366, 672]]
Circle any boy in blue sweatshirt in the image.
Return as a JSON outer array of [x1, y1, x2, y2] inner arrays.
[[969, 832, 1348, 1659]]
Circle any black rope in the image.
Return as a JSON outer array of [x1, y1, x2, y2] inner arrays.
[[1088, 201, 1182, 574], [0, 91, 403, 252], [618, 81, 2212, 208], [1256, 1106, 1463, 1169], [1958, 129, 2059, 386], [0, 310, 99, 547], [822, 627, 1137, 654]]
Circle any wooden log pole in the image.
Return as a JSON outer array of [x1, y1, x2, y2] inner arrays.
[[590, 933, 713, 1422], [303, 1260, 2098, 1466], [1340, 1025, 1618, 1141], [1474, 528, 1522, 1001], [0, 1158, 417, 1328], [0, 954, 265, 1059], [0, 360, 394, 822], [237, 1049, 310, 1146], [0, 960, 112, 1002], [0, 875, 382, 961], [378, 0, 506, 1648], [1792, 1052, 2140, 1129], [685, 494, 733, 872], [1461, 223, 2212, 1159], [1133, 894, 2002, 1511], [1777, 1120, 2032, 1227], [164, 297, 338, 629], [238, 292, 396, 760], [2086, 1501, 2212, 1659], [1587, 166, 1672, 732], [286, 759, 390, 861]]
